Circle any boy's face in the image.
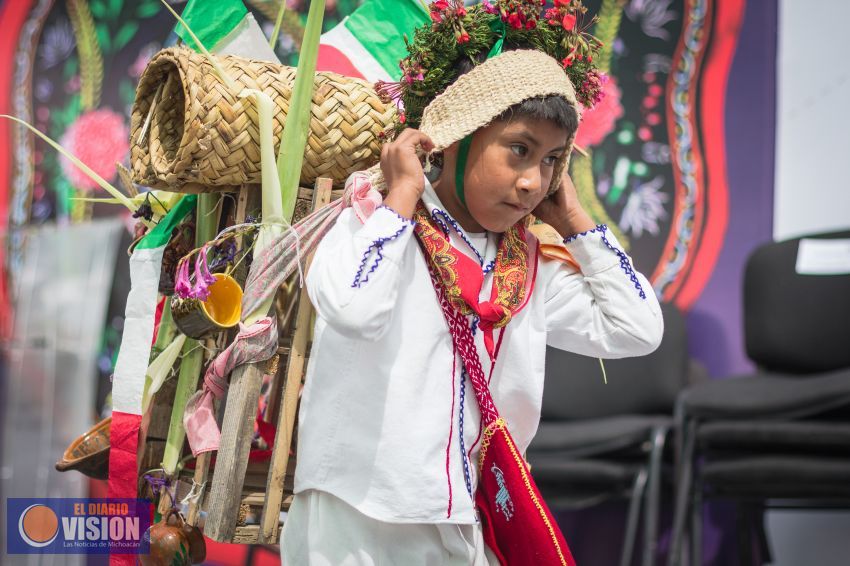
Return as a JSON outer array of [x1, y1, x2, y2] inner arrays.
[[439, 116, 570, 233]]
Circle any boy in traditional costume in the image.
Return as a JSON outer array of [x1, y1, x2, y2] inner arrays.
[[282, 1, 663, 564]]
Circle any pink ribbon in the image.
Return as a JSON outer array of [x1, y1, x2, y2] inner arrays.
[[183, 317, 278, 456], [346, 171, 382, 223]]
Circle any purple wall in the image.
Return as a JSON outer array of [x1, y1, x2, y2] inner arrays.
[[687, 0, 777, 379]]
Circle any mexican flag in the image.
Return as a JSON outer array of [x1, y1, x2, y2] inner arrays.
[[318, 0, 429, 82], [174, 0, 280, 63]]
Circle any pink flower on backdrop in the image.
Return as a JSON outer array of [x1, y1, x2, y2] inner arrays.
[[575, 76, 624, 149], [59, 108, 129, 191]]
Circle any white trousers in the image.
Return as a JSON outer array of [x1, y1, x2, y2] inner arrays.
[[280, 489, 498, 565]]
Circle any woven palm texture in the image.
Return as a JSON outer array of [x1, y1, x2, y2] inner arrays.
[[130, 47, 396, 191]]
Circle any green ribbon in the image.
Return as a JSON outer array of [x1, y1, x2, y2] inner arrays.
[[487, 17, 506, 59], [455, 135, 473, 207], [454, 18, 506, 209]]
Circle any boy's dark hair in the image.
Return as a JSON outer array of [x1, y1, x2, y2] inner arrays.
[[497, 96, 579, 138], [453, 49, 579, 138]]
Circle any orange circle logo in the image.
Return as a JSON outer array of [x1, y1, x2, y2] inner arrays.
[[18, 504, 59, 547]]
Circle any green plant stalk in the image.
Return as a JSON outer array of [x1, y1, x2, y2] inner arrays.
[[150, 300, 176, 360], [276, 0, 325, 221], [161, 339, 203, 475], [243, 89, 285, 324], [269, 0, 287, 50], [161, 193, 220, 475]]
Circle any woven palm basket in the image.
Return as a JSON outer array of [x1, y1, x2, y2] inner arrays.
[[130, 47, 395, 191]]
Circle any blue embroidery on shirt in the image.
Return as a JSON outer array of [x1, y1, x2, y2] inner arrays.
[[563, 224, 647, 300], [563, 223, 607, 244], [431, 208, 492, 271], [351, 207, 413, 288], [458, 367, 474, 499]]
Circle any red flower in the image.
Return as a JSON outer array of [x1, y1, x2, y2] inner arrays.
[[60, 108, 129, 192], [457, 31, 470, 44], [432, 0, 449, 9], [507, 12, 524, 29], [526, 18, 537, 30], [562, 13, 576, 30], [456, 6, 466, 17]]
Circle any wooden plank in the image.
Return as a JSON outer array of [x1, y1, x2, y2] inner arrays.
[[200, 185, 267, 541], [202, 353, 276, 541], [258, 177, 332, 543]]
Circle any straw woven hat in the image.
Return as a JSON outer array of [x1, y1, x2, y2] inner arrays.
[[369, 49, 581, 196]]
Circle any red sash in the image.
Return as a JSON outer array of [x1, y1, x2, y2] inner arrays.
[[414, 209, 576, 566]]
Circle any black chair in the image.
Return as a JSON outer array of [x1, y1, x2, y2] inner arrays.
[[667, 229, 850, 566], [528, 302, 696, 566]]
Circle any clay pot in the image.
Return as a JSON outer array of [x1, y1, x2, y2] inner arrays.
[[139, 510, 205, 565]]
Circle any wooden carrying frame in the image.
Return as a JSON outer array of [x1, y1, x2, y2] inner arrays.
[[140, 178, 338, 544]]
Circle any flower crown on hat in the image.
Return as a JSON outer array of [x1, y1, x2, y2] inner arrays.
[[377, 0, 606, 135]]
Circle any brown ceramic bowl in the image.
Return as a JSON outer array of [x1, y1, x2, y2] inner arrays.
[[55, 416, 111, 480]]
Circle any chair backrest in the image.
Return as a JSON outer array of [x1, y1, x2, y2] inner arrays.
[[541, 302, 689, 421], [744, 229, 850, 374]]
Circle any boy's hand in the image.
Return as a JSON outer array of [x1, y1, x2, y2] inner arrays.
[[381, 128, 435, 219], [533, 170, 597, 238]]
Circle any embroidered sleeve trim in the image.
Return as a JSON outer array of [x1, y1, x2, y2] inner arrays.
[[564, 224, 646, 300], [351, 210, 412, 288], [378, 204, 416, 226], [563, 224, 607, 243]]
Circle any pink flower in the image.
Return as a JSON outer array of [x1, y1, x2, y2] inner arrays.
[[483, 1, 498, 14], [175, 259, 194, 299], [575, 76, 624, 149], [60, 108, 129, 192], [191, 249, 217, 301]]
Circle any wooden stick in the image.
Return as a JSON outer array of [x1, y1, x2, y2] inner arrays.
[[258, 177, 332, 543]]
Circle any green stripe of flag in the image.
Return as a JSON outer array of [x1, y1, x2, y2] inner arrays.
[[136, 195, 198, 250], [174, 0, 248, 52], [344, 0, 429, 78]]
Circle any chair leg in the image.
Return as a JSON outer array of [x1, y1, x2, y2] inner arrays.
[[755, 502, 772, 565], [668, 419, 696, 566], [689, 477, 703, 566], [642, 426, 668, 566], [621, 467, 649, 566]]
